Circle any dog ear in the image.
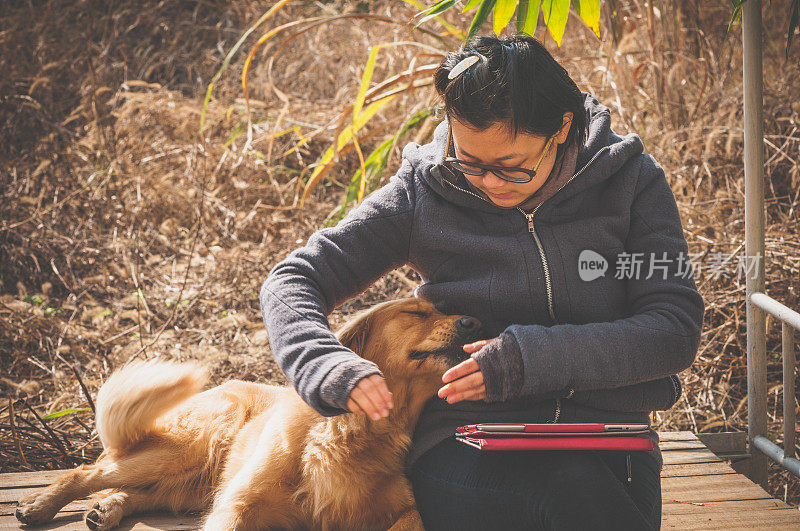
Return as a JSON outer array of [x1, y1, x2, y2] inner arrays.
[[336, 311, 374, 357]]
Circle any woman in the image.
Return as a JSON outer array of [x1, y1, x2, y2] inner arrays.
[[260, 35, 704, 530]]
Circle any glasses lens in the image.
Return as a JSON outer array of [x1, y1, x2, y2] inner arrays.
[[446, 160, 532, 183], [448, 160, 485, 176], [492, 168, 532, 183]]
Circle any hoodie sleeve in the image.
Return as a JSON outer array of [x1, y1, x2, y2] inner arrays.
[[259, 162, 415, 416], [473, 154, 704, 399]]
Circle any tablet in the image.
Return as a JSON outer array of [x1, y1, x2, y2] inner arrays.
[[455, 423, 650, 436]]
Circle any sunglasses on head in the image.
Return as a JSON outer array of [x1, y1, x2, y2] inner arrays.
[[442, 124, 555, 184]]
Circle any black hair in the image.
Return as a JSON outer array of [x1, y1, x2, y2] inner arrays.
[[434, 34, 586, 147]]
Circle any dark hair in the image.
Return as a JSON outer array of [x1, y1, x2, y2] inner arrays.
[[434, 34, 586, 147]]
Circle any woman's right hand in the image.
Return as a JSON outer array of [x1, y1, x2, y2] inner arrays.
[[346, 374, 394, 421]]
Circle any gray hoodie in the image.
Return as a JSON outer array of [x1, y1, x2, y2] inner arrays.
[[260, 93, 705, 470]]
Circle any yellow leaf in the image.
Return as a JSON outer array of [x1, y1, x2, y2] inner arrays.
[[576, 0, 600, 38], [493, 0, 517, 34], [541, 0, 570, 47], [353, 46, 381, 124], [462, 0, 482, 13], [301, 95, 396, 206]]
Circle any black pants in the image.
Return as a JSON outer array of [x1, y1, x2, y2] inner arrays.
[[408, 436, 661, 530]]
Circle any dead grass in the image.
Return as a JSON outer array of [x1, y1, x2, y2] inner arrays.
[[0, 0, 798, 507]]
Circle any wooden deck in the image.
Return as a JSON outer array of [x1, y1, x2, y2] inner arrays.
[[1, 432, 798, 530]]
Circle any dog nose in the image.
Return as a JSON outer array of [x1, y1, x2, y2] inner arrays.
[[456, 317, 481, 332]]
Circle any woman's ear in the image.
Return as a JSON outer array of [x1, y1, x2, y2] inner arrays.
[[556, 112, 573, 145]]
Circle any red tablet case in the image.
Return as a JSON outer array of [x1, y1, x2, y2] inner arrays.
[[455, 434, 654, 452], [456, 422, 648, 434]]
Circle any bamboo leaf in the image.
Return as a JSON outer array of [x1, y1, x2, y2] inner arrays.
[[301, 96, 396, 206], [418, 0, 454, 15], [402, 0, 466, 38], [353, 46, 381, 124], [42, 408, 92, 420], [572, 0, 600, 38], [727, 0, 748, 35], [517, 0, 541, 35], [354, 137, 368, 202], [467, 0, 497, 42], [462, 0, 482, 13], [201, 0, 292, 132], [493, 0, 517, 34], [415, 0, 457, 28], [541, 0, 570, 47], [332, 108, 433, 223]]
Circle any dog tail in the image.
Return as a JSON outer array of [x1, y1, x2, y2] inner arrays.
[[95, 359, 207, 449]]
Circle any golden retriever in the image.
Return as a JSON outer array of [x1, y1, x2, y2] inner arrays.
[[15, 297, 484, 530]]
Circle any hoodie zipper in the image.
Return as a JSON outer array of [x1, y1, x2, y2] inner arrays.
[[514, 145, 611, 326], [439, 145, 611, 422]]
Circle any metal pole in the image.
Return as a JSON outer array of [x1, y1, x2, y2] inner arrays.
[[783, 323, 796, 462], [743, 0, 767, 487]]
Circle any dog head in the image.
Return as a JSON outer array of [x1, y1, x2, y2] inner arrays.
[[335, 297, 485, 385]]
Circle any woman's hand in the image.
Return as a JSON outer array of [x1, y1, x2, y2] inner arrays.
[[346, 374, 393, 420], [437, 339, 494, 403]]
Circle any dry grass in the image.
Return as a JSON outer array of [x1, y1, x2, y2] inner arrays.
[[1, 0, 798, 506]]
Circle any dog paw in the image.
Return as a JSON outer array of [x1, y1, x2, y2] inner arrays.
[[84, 498, 124, 530], [15, 491, 61, 525]]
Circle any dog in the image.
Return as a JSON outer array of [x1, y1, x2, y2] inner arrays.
[[15, 297, 484, 530]]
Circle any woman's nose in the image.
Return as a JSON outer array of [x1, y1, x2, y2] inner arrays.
[[482, 170, 507, 188]]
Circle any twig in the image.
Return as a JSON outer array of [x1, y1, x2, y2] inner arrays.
[[127, 144, 209, 360], [21, 399, 71, 461], [8, 398, 29, 467]]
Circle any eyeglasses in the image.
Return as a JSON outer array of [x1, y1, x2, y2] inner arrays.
[[443, 124, 555, 184]]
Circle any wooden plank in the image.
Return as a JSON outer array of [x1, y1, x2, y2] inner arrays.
[[0, 512, 201, 530], [662, 448, 725, 465], [662, 474, 775, 503], [0, 471, 68, 490], [662, 497, 793, 515], [660, 440, 708, 451], [661, 461, 738, 478], [661, 508, 800, 529], [0, 487, 62, 504], [697, 432, 748, 454], [1, 500, 88, 517], [659, 431, 703, 442]]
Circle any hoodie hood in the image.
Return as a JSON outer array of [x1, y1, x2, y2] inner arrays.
[[401, 92, 644, 216]]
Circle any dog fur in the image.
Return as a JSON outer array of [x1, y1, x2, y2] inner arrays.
[[15, 297, 484, 530]]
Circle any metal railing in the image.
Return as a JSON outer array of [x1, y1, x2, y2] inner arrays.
[[742, 0, 799, 486], [748, 293, 800, 480]]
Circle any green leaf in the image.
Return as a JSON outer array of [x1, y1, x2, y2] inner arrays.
[[466, 0, 497, 42], [415, 0, 457, 28], [462, 0, 482, 13], [788, 0, 799, 59], [541, 0, 570, 47], [572, 0, 600, 38], [516, 0, 541, 35], [331, 109, 432, 225], [493, 0, 517, 34], [727, 0, 748, 36], [42, 408, 92, 420]]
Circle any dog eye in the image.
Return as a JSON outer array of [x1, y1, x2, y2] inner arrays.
[[401, 311, 428, 318]]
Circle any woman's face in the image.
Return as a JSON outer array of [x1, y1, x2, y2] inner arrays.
[[450, 115, 572, 208]]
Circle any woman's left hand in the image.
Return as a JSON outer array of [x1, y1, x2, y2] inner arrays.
[[437, 339, 494, 403]]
